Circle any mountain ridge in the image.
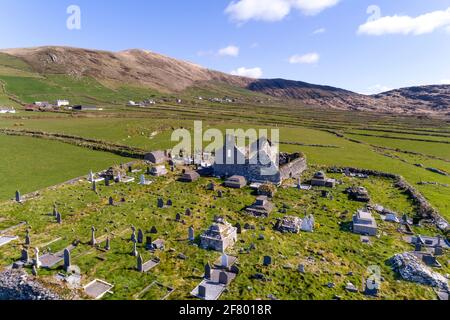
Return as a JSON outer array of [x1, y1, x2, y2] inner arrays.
[[1, 46, 449, 115]]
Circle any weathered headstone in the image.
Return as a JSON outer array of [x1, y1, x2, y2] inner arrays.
[[108, 196, 114, 206], [157, 198, 164, 208], [198, 285, 206, 298], [137, 254, 144, 272], [128, 165, 132, 173], [25, 230, 31, 246], [15, 190, 21, 203], [63, 248, 71, 271], [219, 271, 229, 285], [263, 256, 272, 266], [204, 262, 211, 279], [34, 247, 41, 268], [137, 229, 144, 244], [32, 264, 38, 276], [56, 212, 62, 224], [21, 248, 29, 263], [145, 236, 153, 250], [131, 229, 136, 243], [188, 226, 195, 241], [150, 226, 157, 234], [175, 213, 181, 222], [185, 208, 192, 216], [298, 264, 305, 273], [131, 240, 138, 257], [105, 237, 111, 251], [221, 254, 229, 268], [105, 177, 110, 187], [167, 199, 173, 207], [235, 223, 242, 234], [90, 226, 96, 246], [53, 204, 58, 217], [217, 190, 223, 198]]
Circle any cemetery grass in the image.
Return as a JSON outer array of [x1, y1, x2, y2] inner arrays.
[[0, 163, 448, 300]]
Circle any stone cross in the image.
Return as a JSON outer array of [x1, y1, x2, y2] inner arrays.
[[34, 247, 41, 268], [221, 254, 229, 268], [219, 271, 229, 285], [90, 226, 96, 246], [204, 262, 211, 279], [137, 253, 144, 272], [56, 212, 62, 224], [137, 229, 144, 244], [15, 190, 21, 202], [105, 237, 111, 251], [188, 226, 195, 241], [198, 285, 206, 298], [63, 248, 71, 271]]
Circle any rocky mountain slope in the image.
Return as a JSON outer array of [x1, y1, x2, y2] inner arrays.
[[1, 46, 449, 115]]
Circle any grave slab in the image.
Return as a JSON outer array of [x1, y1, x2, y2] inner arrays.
[[0, 236, 18, 247], [84, 279, 114, 300]]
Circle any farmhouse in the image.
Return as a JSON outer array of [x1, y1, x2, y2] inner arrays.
[[0, 107, 15, 114], [213, 135, 306, 185], [56, 100, 70, 107], [352, 209, 378, 236], [223, 175, 247, 189], [200, 218, 237, 252], [144, 151, 166, 164]]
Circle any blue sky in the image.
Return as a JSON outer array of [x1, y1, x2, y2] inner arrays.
[[0, 0, 450, 94]]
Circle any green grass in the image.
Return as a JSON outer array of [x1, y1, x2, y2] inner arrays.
[[0, 164, 446, 300], [0, 135, 129, 200]]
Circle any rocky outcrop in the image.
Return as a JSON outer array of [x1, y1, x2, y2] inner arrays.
[[0, 270, 61, 300], [391, 253, 449, 293]]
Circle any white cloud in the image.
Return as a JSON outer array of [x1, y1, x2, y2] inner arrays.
[[218, 45, 240, 57], [289, 52, 320, 64], [358, 7, 450, 36], [441, 79, 450, 84], [361, 84, 392, 95], [230, 67, 263, 78], [313, 27, 326, 34], [225, 0, 339, 23]]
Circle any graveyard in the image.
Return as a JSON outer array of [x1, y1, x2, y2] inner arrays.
[[0, 159, 448, 300]]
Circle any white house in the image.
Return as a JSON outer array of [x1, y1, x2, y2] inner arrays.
[[56, 100, 70, 107], [0, 107, 16, 114]]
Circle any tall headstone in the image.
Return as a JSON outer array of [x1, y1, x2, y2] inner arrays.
[[15, 190, 21, 203], [21, 248, 29, 263], [146, 167, 151, 175], [53, 204, 58, 217], [131, 226, 136, 242], [89, 170, 94, 182], [109, 196, 114, 206], [128, 165, 132, 173], [32, 264, 38, 276], [221, 254, 229, 268], [117, 172, 122, 183], [92, 180, 97, 192], [131, 240, 138, 257], [167, 199, 173, 207], [297, 178, 301, 189], [140, 175, 146, 185], [25, 230, 31, 246], [263, 256, 272, 267], [157, 198, 164, 208], [34, 248, 41, 268], [105, 237, 111, 251], [204, 262, 211, 280], [90, 226, 96, 246], [185, 208, 192, 216], [63, 248, 71, 271], [137, 254, 144, 272], [175, 213, 181, 222], [217, 190, 223, 198], [105, 177, 110, 187], [188, 226, 195, 241], [137, 229, 144, 244], [145, 236, 153, 250], [235, 223, 242, 234], [56, 212, 62, 224], [198, 285, 206, 298]]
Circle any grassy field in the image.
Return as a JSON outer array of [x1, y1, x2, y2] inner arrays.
[[0, 135, 128, 200], [0, 163, 447, 300]]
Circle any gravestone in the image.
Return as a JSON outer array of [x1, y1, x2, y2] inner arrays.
[[185, 208, 192, 216], [145, 236, 153, 250], [32, 264, 38, 276], [140, 175, 146, 185], [219, 272, 229, 285], [188, 226, 195, 241], [15, 190, 21, 203], [435, 245, 443, 256], [131, 229, 136, 243], [137, 229, 144, 244], [150, 226, 158, 234], [175, 213, 181, 222], [235, 223, 242, 234], [263, 256, 272, 267], [105, 237, 111, 251], [204, 262, 211, 279], [137, 254, 144, 272], [53, 204, 58, 217], [34, 248, 41, 268], [109, 197, 114, 206], [167, 199, 173, 207], [105, 177, 110, 187], [198, 285, 206, 298], [25, 230, 31, 246], [128, 165, 132, 173], [90, 226, 96, 246], [415, 242, 422, 252], [21, 248, 29, 263], [56, 212, 62, 224], [157, 198, 164, 208], [221, 254, 229, 268], [217, 190, 223, 198], [298, 264, 305, 273], [63, 249, 71, 271], [89, 171, 94, 182], [92, 180, 97, 192], [131, 240, 138, 257]]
